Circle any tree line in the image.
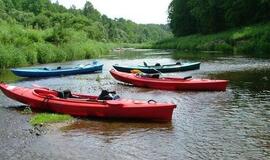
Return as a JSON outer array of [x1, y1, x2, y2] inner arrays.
[[0, 0, 173, 68], [0, 0, 172, 44], [168, 0, 270, 36]]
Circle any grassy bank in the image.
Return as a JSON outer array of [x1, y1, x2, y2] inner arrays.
[[30, 113, 73, 126], [0, 21, 122, 69], [152, 22, 270, 58]]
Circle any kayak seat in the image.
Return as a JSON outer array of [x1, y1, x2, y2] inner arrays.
[[98, 90, 120, 100], [176, 62, 181, 65], [155, 63, 161, 66], [57, 66, 61, 70], [58, 90, 74, 99]]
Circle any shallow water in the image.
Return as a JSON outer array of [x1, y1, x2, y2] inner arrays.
[[0, 49, 269, 159]]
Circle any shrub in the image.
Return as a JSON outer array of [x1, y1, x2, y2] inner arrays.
[[35, 43, 56, 64]]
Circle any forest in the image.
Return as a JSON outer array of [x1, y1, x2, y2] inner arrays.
[[0, 0, 172, 68], [168, 0, 270, 36], [153, 0, 270, 57]]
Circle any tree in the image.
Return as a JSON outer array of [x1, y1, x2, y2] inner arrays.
[[2, 0, 14, 11], [32, 13, 50, 29], [45, 25, 70, 45], [168, 0, 197, 36], [9, 9, 34, 26], [0, 0, 6, 11], [188, 0, 225, 33], [21, 0, 50, 15], [224, 0, 270, 27], [83, 1, 101, 21]]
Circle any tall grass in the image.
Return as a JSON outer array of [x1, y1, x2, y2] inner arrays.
[[152, 22, 270, 58], [0, 21, 114, 69]]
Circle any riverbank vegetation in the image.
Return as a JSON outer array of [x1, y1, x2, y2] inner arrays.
[[0, 0, 172, 69], [152, 0, 270, 58], [154, 22, 270, 58], [30, 113, 73, 125]]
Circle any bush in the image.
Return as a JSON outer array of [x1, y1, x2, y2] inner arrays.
[[21, 46, 38, 65], [0, 45, 12, 68], [44, 26, 70, 45], [215, 43, 233, 53], [235, 41, 255, 54], [35, 43, 56, 64], [0, 45, 27, 68], [153, 22, 270, 57]]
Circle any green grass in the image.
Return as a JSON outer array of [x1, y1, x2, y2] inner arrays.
[[30, 113, 73, 126], [152, 22, 270, 58], [0, 20, 161, 69], [0, 21, 118, 69]]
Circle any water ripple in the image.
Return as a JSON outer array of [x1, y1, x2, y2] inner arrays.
[[0, 51, 269, 159]]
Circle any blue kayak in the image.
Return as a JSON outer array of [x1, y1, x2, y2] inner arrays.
[[11, 61, 103, 78], [113, 62, 200, 73]]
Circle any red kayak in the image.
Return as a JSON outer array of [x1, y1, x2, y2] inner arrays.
[[110, 69, 228, 91], [0, 83, 176, 121]]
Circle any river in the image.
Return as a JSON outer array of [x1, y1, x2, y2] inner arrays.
[[0, 49, 269, 159]]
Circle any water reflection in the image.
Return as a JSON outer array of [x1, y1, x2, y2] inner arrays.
[[0, 69, 22, 83], [209, 68, 270, 91], [61, 120, 173, 138]]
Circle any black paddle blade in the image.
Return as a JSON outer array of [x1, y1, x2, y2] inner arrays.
[[183, 76, 192, 80], [143, 61, 148, 67]]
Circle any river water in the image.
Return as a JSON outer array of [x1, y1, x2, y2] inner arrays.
[[0, 49, 269, 159]]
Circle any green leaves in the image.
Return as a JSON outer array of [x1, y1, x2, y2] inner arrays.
[[169, 0, 270, 37]]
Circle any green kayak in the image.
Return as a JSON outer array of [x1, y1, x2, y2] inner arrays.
[[113, 62, 200, 73]]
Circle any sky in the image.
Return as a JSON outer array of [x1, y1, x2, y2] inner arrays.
[[51, 0, 172, 24]]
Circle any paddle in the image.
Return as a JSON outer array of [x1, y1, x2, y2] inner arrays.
[[143, 61, 148, 67], [142, 61, 163, 73], [152, 68, 162, 74]]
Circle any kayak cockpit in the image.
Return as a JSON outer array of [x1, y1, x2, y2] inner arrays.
[[33, 89, 96, 100], [32, 89, 120, 101]]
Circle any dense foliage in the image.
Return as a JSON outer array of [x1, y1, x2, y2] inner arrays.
[[152, 22, 270, 58], [168, 0, 270, 36], [0, 0, 172, 43], [0, 0, 172, 69]]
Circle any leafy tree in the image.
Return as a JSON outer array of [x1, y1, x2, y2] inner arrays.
[[168, 0, 270, 36], [9, 9, 34, 26], [168, 0, 197, 36], [0, 0, 172, 43], [83, 1, 101, 21], [188, 0, 225, 33], [45, 25, 70, 45], [20, 0, 50, 15], [2, 0, 14, 10], [32, 13, 50, 29]]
